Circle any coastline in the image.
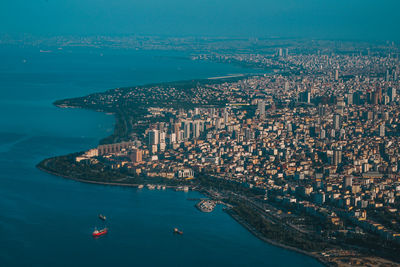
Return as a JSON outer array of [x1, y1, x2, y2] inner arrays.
[[37, 157, 329, 266], [37, 74, 400, 267], [36, 72, 334, 266], [225, 209, 330, 267], [37, 159, 184, 190]]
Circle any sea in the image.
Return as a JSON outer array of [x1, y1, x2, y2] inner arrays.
[[0, 46, 322, 267]]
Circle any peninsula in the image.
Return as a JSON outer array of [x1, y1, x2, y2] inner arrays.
[[38, 40, 400, 266]]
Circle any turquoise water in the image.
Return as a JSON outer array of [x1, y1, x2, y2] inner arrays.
[[0, 47, 321, 266]]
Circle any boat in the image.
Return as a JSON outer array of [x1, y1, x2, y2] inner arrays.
[[173, 228, 183, 235], [147, 184, 155, 190], [138, 184, 144, 189], [98, 214, 106, 221], [92, 227, 108, 237]]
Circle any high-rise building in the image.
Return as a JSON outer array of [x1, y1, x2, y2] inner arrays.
[[151, 144, 158, 154], [379, 124, 385, 137], [318, 105, 326, 116], [320, 129, 326, 139], [148, 129, 159, 145], [383, 94, 390, 105], [210, 108, 216, 118], [336, 96, 345, 107], [365, 111, 373, 121], [224, 108, 229, 124], [340, 128, 346, 139], [159, 131, 166, 144], [372, 87, 382, 105], [346, 93, 353, 105], [174, 123, 181, 135], [244, 127, 253, 140], [300, 91, 311, 103], [193, 120, 201, 138], [335, 69, 339, 81], [331, 129, 336, 139], [178, 130, 185, 142], [333, 149, 342, 165], [170, 133, 177, 144], [183, 121, 191, 140], [353, 91, 362, 105], [388, 87, 396, 102], [384, 112, 390, 121], [258, 100, 265, 118], [278, 48, 283, 57], [377, 87, 382, 102], [306, 90, 311, 103], [130, 148, 142, 163], [333, 114, 341, 130], [216, 118, 224, 129], [343, 176, 353, 189]]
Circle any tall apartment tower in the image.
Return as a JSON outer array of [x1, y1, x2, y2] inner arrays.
[[388, 87, 396, 102], [148, 129, 159, 145], [343, 176, 353, 189], [258, 100, 266, 118], [335, 69, 339, 81], [224, 108, 229, 124], [379, 124, 385, 137], [333, 149, 342, 165], [184, 121, 191, 140], [347, 93, 353, 105], [130, 148, 142, 163], [159, 131, 166, 144], [333, 114, 341, 130]]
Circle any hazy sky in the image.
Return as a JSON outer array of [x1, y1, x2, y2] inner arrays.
[[0, 0, 399, 40]]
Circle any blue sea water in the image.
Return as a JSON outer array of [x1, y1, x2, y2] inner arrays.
[[0, 47, 322, 267]]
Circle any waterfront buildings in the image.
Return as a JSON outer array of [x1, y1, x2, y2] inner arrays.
[[72, 43, 400, 255]]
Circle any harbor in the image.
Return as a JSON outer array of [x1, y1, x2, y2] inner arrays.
[[196, 200, 217, 213]]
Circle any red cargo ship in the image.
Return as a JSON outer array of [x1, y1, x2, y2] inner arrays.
[[92, 227, 108, 237]]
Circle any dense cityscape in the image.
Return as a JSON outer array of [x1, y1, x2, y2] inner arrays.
[[3, 0, 400, 266], [37, 40, 400, 266]]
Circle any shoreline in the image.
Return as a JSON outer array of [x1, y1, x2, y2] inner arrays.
[[37, 160, 185, 190], [38, 74, 399, 266], [225, 209, 330, 266], [37, 155, 399, 267], [37, 159, 329, 266]]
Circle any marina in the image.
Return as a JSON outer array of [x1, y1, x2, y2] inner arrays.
[[196, 200, 217, 213]]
